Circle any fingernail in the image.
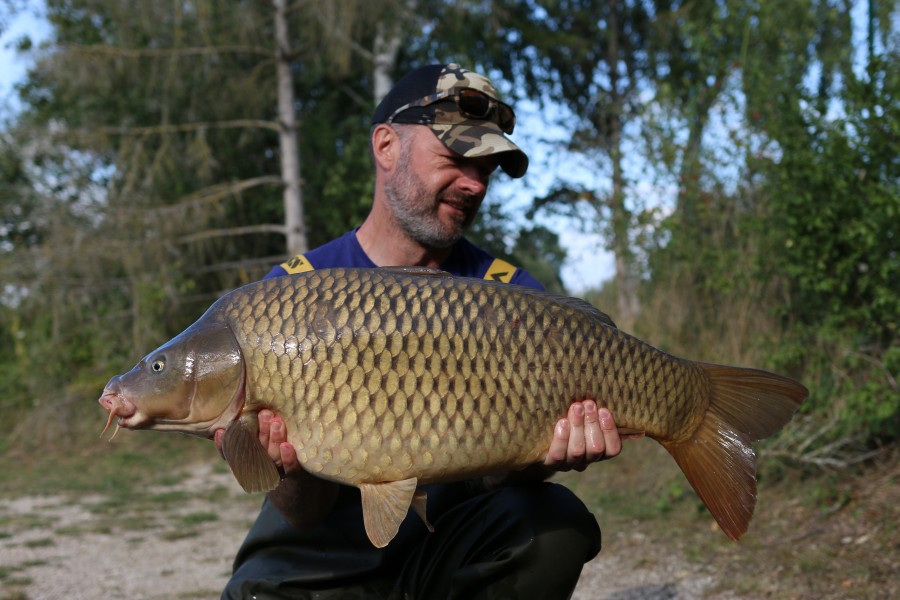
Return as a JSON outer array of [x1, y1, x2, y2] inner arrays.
[[598, 408, 613, 428], [585, 400, 597, 414], [280, 442, 292, 458], [271, 420, 281, 433]]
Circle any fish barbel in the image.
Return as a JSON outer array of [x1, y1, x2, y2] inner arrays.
[[98, 267, 807, 547]]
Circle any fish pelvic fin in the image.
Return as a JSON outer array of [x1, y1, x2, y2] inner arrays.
[[222, 415, 281, 493], [359, 478, 419, 548], [662, 364, 807, 541]]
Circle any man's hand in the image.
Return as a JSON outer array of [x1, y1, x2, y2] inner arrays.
[[543, 400, 621, 472], [483, 399, 621, 488], [214, 411, 338, 531], [214, 410, 303, 476]]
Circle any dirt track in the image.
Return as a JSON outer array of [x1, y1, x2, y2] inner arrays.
[[1, 463, 737, 599]]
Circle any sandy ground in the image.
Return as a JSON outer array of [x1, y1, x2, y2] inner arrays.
[[1, 463, 739, 600]]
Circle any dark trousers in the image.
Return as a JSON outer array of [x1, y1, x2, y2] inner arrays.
[[223, 481, 601, 600]]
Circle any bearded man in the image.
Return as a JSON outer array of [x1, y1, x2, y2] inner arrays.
[[216, 63, 622, 600]]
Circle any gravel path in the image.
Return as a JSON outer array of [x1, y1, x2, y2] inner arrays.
[[1, 464, 736, 599]]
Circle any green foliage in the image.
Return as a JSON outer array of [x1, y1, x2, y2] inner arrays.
[[467, 201, 568, 294], [757, 47, 899, 443], [644, 6, 899, 450], [1, 0, 896, 466]]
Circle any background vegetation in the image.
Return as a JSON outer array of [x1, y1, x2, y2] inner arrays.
[[0, 0, 896, 557]]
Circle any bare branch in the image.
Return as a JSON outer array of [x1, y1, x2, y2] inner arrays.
[[89, 119, 280, 137], [60, 43, 272, 58], [100, 176, 282, 221], [310, 3, 374, 62], [188, 254, 289, 276], [179, 224, 286, 244], [149, 175, 284, 217]]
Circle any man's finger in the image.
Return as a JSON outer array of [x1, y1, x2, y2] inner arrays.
[[544, 419, 570, 467], [268, 417, 286, 464], [258, 409, 274, 449], [567, 402, 587, 467], [280, 442, 302, 475], [583, 400, 606, 462], [598, 407, 622, 459]]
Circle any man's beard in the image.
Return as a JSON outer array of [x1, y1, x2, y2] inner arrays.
[[385, 148, 479, 250]]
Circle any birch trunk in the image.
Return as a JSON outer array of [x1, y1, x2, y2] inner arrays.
[[606, 0, 638, 329], [373, 22, 401, 103], [274, 0, 307, 255]]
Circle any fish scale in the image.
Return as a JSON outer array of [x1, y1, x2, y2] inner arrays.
[[98, 266, 807, 547], [223, 269, 698, 484]]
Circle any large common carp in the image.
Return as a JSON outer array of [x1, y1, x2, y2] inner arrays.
[[98, 267, 807, 547]]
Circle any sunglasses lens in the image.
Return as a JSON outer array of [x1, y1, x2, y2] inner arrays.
[[457, 90, 492, 119], [496, 105, 515, 134], [456, 90, 515, 134]]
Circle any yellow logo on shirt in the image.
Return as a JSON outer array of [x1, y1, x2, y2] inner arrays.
[[484, 258, 516, 283], [281, 253, 315, 274]]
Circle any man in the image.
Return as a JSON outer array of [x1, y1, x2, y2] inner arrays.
[[216, 63, 622, 599]]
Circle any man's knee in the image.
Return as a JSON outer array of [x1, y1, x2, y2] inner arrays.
[[432, 483, 601, 599], [494, 482, 601, 561]]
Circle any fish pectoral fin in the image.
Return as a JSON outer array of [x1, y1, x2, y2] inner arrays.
[[359, 478, 418, 548], [617, 427, 646, 440], [412, 489, 435, 533], [221, 417, 280, 493]]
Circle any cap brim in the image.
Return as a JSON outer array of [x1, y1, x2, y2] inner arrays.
[[430, 122, 529, 178]]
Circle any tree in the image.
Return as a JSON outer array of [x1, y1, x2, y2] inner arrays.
[[474, 0, 656, 328], [1, 0, 389, 440]]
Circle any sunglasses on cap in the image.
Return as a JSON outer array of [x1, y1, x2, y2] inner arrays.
[[385, 88, 516, 134]]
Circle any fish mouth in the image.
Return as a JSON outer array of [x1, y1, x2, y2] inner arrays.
[[98, 386, 137, 439]]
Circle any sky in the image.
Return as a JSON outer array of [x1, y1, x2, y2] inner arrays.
[[0, 4, 618, 293], [0, 4, 48, 115]]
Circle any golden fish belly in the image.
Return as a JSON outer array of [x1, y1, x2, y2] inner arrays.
[[220, 268, 705, 485]]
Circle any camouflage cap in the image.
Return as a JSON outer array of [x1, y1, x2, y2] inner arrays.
[[372, 64, 529, 178]]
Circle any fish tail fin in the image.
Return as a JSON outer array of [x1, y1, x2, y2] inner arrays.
[[661, 364, 807, 540]]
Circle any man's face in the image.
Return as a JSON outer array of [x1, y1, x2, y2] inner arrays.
[[385, 126, 499, 250]]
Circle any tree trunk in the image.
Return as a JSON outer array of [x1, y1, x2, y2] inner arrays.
[[274, 0, 307, 255], [373, 21, 401, 103], [606, 0, 638, 328]]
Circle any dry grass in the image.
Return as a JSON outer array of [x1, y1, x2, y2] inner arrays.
[[561, 439, 900, 599], [1, 422, 896, 599]]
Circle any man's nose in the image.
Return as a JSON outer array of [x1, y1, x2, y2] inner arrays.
[[456, 163, 489, 196]]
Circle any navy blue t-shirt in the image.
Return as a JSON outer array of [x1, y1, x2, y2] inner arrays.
[[264, 228, 544, 290]]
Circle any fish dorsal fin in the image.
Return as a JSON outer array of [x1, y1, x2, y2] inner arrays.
[[553, 295, 618, 328], [377, 266, 453, 279], [222, 415, 280, 493], [359, 477, 418, 548]]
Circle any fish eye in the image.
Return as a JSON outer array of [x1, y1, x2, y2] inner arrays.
[[151, 359, 166, 373]]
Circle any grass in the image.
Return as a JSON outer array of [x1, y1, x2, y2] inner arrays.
[[1, 429, 210, 499], [558, 438, 900, 599], [2, 398, 897, 598]]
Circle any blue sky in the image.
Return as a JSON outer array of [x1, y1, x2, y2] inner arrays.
[[0, 4, 49, 117]]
